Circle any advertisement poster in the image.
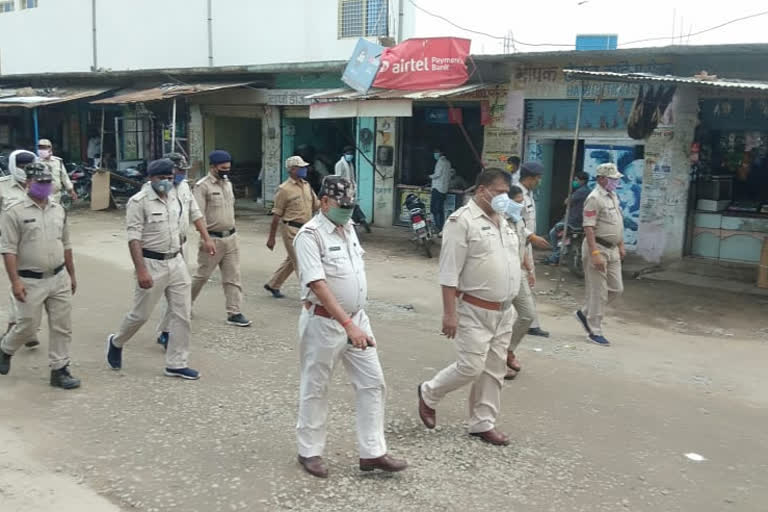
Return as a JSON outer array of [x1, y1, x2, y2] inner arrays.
[[374, 37, 470, 91], [342, 38, 383, 93]]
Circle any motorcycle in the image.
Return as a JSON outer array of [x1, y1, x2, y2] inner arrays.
[[559, 225, 585, 278], [109, 163, 145, 198], [404, 193, 435, 258], [69, 164, 95, 202]]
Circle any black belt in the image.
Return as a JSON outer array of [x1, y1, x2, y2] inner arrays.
[[209, 228, 236, 238], [595, 237, 616, 249], [19, 264, 65, 279], [142, 249, 180, 261], [283, 220, 305, 229]]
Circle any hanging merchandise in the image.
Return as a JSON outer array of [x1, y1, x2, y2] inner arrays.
[[627, 84, 677, 139]]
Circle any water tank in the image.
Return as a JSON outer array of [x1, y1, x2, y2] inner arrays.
[[575, 34, 618, 51]]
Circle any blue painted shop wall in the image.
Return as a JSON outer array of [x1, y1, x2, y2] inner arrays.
[[525, 99, 634, 131], [356, 117, 375, 220]]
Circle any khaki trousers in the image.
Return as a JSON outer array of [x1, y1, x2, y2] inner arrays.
[[191, 234, 242, 315], [157, 241, 189, 334], [508, 277, 536, 354], [267, 224, 300, 290], [526, 247, 541, 329], [296, 307, 387, 459], [422, 300, 516, 433], [7, 289, 43, 340], [582, 240, 623, 336], [113, 255, 191, 369], [1, 271, 72, 370]]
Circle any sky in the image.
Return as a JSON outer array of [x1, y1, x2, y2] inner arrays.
[[408, 0, 768, 54]]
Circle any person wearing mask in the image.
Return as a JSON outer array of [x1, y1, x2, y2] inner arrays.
[[293, 175, 407, 478], [0, 150, 44, 349], [543, 171, 591, 265], [106, 159, 199, 380], [429, 147, 452, 234], [576, 163, 626, 346], [191, 150, 251, 327], [333, 146, 370, 233], [518, 162, 552, 338], [506, 155, 521, 185], [418, 168, 521, 446], [0, 163, 80, 389], [37, 139, 77, 201], [155, 153, 216, 349], [264, 156, 319, 299]]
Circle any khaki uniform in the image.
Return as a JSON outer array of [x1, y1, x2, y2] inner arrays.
[[0, 176, 32, 326], [293, 213, 387, 459], [41, 157, 73, 196], [508, 217, 536, 354], [191, 174, 242, 315], [267, 177, 319, 290], [519, 182, 541, 329], [112, 186, 191, 369], [0, 198, 73, 369], [157, 180, 202, 334], [582, 185, 624, 336], [422, 200, 521, 433]]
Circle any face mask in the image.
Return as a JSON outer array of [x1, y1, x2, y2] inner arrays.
[[296, 167, 308, 179], [152, 179, 172, 195], [603, 178, 620, 192], [572, 180, 582, 189], [173, 173, 186, 185], [215, 167, 230, 179], [38, 149, 52, 159], [434, 153, 441, 161], [483, 190, 510, 214], [344, 154, 354, 163], [506, 200, 524, 223], [28, 182, 52, 199], [326, 206, 354, 226], [506, 164, 516, 172]]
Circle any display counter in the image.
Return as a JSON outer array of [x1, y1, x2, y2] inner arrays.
[[691, 210, 768, 262], [395, 185, 466, 227]]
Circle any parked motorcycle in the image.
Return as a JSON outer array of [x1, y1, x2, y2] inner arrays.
[[404, 193, 435, 258], [70, 164, 95, 202], [110, 163, 145, 198], [559, 225, 585, 277]]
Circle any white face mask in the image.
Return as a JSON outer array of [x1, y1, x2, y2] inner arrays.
[[506, 200, 524, 222], [38, 149, 52, 159], [482, 189, 510, 215]]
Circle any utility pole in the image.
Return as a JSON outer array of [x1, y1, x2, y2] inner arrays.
[[397, 0, 404, 43]]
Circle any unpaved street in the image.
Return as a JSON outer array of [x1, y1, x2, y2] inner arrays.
[[1, 206, 766, 512]]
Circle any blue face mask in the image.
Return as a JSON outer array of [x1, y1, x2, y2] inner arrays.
[[344, 154, 354, 162], [296, 167, 308, 179], [506, 199, 524, 223], [151, 179, 172, 195], [173, 173, 186, 185], [433, 153, 441, 161]]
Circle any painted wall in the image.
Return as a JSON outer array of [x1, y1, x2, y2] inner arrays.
[[373, 117, 397, 226]]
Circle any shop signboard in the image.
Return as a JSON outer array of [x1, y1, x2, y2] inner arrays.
[[342, 38, 383, 93], [373, 37, 471, 91]]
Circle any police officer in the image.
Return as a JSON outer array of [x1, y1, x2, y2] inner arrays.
[[0, 163, 80, 389], [576, 163, 626, 346], [264, 155, 319, 299], [418, 168, 521, 446], [1, 150, 43, 348], [191, 150, 250, 327], [156, 153, 216, 348], [293, 175, 407, 478], [106, 158, 199, 380], [37, 139, 77, 201]]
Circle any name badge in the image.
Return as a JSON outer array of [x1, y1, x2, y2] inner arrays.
[[329, 246, 342, 251], [481, 226, 491, 231], [23, 218, 36, 224]]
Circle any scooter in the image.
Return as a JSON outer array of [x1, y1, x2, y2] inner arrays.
[[404, 193, 435, 258], [559, 226, 585, 278]]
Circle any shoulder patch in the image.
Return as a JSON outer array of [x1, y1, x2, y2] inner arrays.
[[584, 210, 597, 217], [195, 176, 210, 187]]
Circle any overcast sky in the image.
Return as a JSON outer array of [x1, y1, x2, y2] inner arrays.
[[409, 0, 768, 54]]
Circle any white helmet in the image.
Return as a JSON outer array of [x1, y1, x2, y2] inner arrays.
[[8, 150, 37, 183]]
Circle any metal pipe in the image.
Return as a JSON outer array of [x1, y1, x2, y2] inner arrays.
[[397, 0, 404, 43], [207, 0, 214, 67], [170, 98, 177, 152], [99, 107, 105, 169], [91, 0, 98, 71], [32, 108, 39, 152]]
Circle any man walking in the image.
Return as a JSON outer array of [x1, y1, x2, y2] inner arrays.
[[264, 156, 319, 299], [155, 153, 216, 348], [191, 150, 250, 327], [506, 155, 521, 184], [418, 168, 521, 446], [106, 159, 199, 380], [37, 139, 77, 201], [0, 163, 80, 389], [576, 163, 626, 346], [333, 146, 370, 233], [429, 147, 452, 234], [294, 175, 407, 478]]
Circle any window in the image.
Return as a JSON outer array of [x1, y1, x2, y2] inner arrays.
[[338, 0, 388, 39], [20, 0, 38, 8], [0, 1, 14, 13]]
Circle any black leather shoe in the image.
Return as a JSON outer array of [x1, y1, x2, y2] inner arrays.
[[359, 454, 408, 472], [50, 366, 81, 389], [527, 327, 550, 338], [24, 339, 40, 348], [0, 349, 11, 375]]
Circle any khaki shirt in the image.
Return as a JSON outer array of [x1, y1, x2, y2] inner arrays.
[[194, 174, 235, 233], [582, 185, 624, 246], [508, 217, 528, 263], [0, 197, 70, 272], [126, 185, 183, 254], [294, 212, 367, 314], [41, 156, 73, 195], [439, 199, 521, 303], [0, 176, 28, 210], [175, 181, 202, 239], [272, 177, 318, 224]]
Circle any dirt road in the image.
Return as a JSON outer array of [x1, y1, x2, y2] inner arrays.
[[0, 207, 766, 512]]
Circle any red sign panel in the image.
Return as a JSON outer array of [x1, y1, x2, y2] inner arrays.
[[373, 37, 471, 91]]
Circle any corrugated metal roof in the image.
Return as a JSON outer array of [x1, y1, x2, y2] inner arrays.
[[305, 84, 487, 101], [0, 87, 112, 108], [91, 82, 252, 104], [562, 69, 768, 92]]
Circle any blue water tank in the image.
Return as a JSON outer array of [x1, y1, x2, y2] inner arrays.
[[575, 34, 618, 51]]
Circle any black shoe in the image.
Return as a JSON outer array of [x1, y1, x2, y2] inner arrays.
[[106, 334, 122, 370], [157, 331, 169, 350], [527, 327, 550, 338], [227, 313, 252, 327], [164, 367, 200, 380], [50, 365, 81, 389], [24, 339, 40, 349], [575, 310, 593, 335], [264, 284, 284, 299], [0, 349, 12, 375]]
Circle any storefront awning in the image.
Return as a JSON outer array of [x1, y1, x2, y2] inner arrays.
[[563, 69, 768, 93], [91, 82, 253, 104], [0, 87, 112, 108], [306, 84, 488, 119]]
